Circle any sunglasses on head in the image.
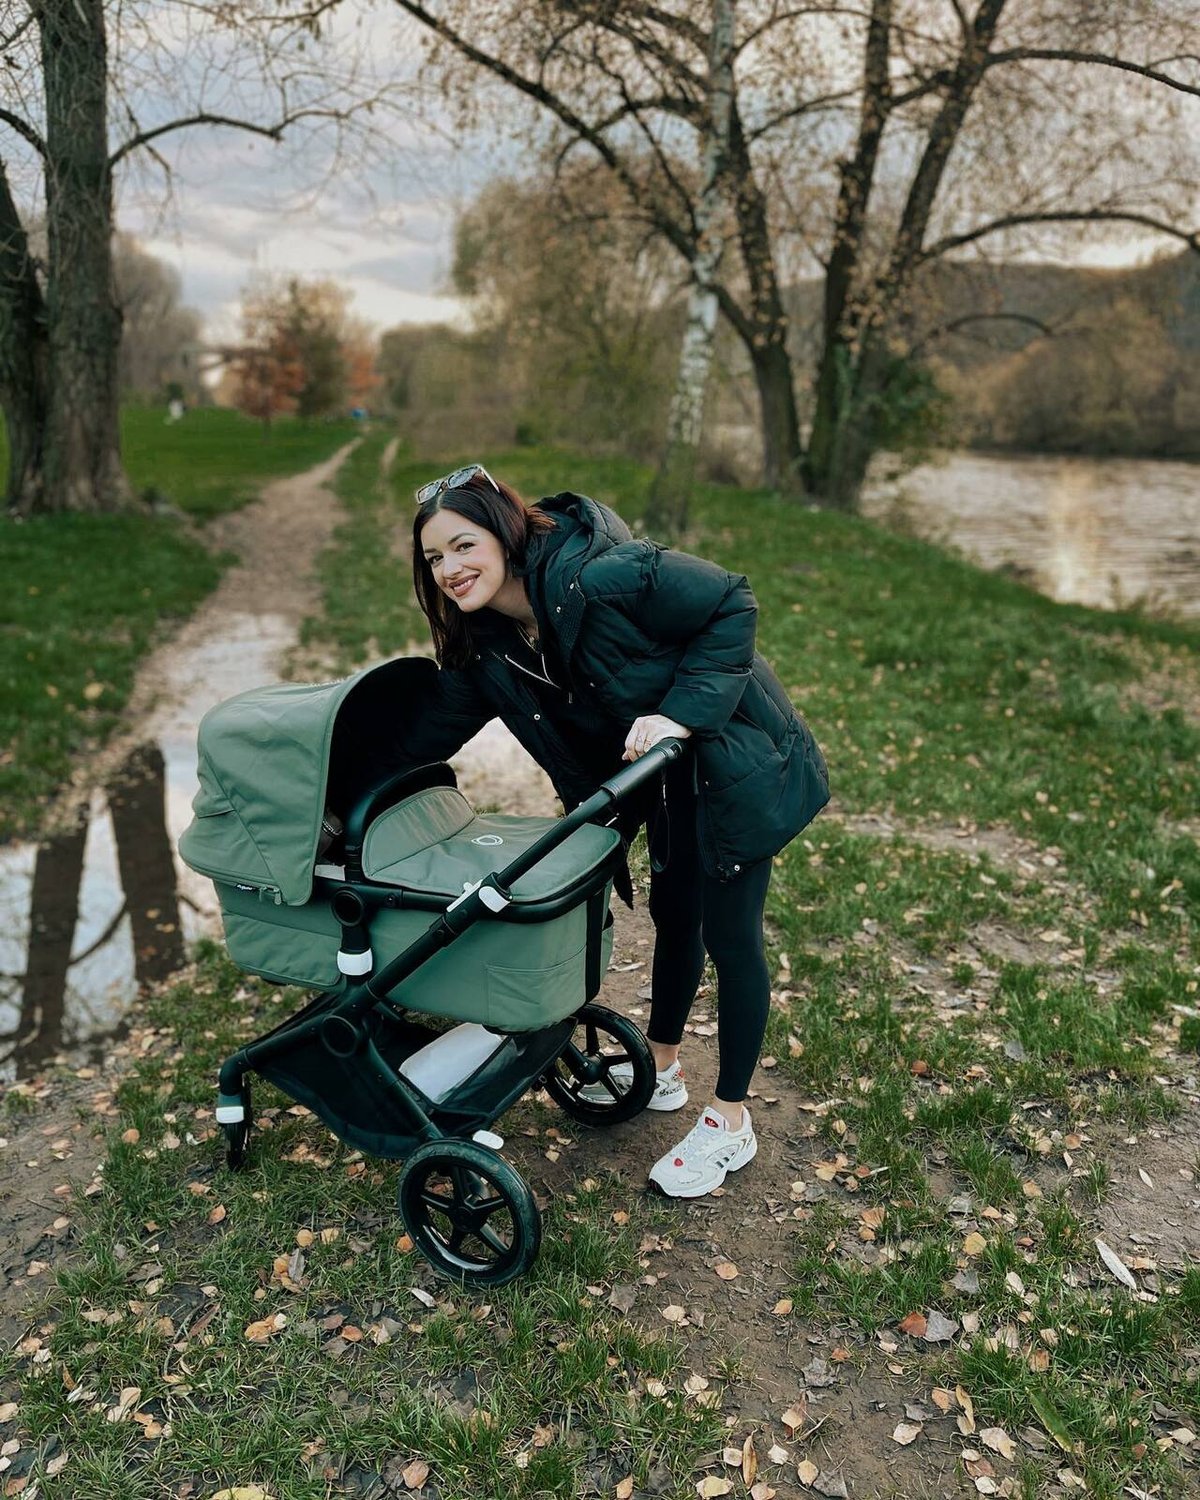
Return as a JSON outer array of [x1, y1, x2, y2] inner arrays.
[[414, 463, 500, 507]]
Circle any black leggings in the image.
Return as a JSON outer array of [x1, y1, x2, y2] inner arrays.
[[644, 763, 773, 1102]]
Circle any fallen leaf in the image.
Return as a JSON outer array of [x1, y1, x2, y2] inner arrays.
[[121, 1128, 140, 1145], [979, 1427, 1016, 1461], [209, 1489, 276, 1500], [956, 1386, 976, 1435], [695, 1479, 733, 1498], [750, 1485, 776, 1500], [893, 1422, 922, 1446], [684, 1374, 710, 1394], [1029, 1391, 1073, 1453], [797, 1460, 819, 1487], [742, 1433, 758, 1487], [898, 1311, 927, 1337], [714, 1262, 739, 1281], [962, 1232, 987, 1256], [772, 1299, 793, 1315], [781, 1402, 808, 1435], [401, 1458, 430, 1488], [295, 1229, 314, 1247], [767, 1443, 788, 1463], [616, 1478, 634, 1500], [1094, 1238, 1137, 1290], [930, 1388, 954, 1413], [1138, 1168, 1153, 1188], [661, 1304, 687, 1324], [608, 1284, 637, 1314], [106, 1386, 141, 1423], [243, 1314, 286, 1343], [207, 1205, 227, 1226], [924, 1310, 960, 1343]]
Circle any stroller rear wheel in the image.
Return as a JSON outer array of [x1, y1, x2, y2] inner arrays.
[[397, 1138, 540, 1287], [542, 1003, 655, 1126]]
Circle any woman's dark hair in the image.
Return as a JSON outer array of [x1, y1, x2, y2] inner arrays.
[[412, 472, 555, 668]]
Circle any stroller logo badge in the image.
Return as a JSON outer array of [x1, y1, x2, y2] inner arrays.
[[471, 834, 505, 846]]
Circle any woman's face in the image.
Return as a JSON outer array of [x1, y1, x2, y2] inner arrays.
[[419, 507, 510, 615]]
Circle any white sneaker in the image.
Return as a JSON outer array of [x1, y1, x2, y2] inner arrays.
[[578, 1060, 688, 1111], [648, 1106, 757, 1198]]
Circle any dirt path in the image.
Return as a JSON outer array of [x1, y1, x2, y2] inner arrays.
[[48, 442, 359, 836], [0, 446, 358, 1326]]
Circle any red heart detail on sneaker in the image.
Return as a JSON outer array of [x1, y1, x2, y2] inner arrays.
[[673, 1157, 684, 1166], [703, 1114, 721, 1128]]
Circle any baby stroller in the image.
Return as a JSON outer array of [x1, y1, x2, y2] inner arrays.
[[179, 657, 680, 1286]]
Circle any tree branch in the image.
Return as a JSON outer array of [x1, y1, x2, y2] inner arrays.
[[921, 209, 1200, 261], [0, 109, 46, 159], [390, 0, 700, 266], [108, 106, 355, 167], [986, 47, 1200, 99]]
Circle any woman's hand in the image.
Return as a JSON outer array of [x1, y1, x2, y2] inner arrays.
[[623, 714, 692, 762]]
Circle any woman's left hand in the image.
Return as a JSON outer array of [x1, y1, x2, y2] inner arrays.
[[623, 714, 692, 762]]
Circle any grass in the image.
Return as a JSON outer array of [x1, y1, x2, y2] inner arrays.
[[2, 945, 725, 1499], [0, 407, 356, 840], [297, 441, 1200, 1495], [7, 438, 1199, 1496]]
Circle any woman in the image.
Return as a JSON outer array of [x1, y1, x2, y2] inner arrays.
[[391, 462, 828, 1198]]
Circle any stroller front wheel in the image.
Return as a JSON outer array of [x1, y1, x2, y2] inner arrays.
[[542, 1003, 655, 1126], [397, 1138, 541, 1287]]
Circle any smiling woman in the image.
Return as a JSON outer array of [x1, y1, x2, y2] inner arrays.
[[364, 464, 830, 1200]]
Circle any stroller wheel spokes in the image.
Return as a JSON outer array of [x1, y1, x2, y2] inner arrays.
[[398, 1139, 541, 1287], [542, 1003, 655, 1126]]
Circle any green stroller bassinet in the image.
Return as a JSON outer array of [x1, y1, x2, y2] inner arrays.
[[180, 657, 679, 1285], [180, 657, 618, 1029]]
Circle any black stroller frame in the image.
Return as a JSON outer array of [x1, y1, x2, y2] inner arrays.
[[213, 738, 683, 1285]]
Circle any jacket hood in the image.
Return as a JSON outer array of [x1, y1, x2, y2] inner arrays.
[[526, 493, 632, 649]]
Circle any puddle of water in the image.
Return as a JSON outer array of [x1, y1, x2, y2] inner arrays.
[[0, 611, 295, 1080]]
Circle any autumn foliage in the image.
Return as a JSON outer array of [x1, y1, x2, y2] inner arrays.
[[230, 276, 379, 427]]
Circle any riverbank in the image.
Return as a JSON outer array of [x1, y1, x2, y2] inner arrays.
[[1, 442, 1197, 1498]]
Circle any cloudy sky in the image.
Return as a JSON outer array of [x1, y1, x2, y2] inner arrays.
[[105, 2, 502, 343]]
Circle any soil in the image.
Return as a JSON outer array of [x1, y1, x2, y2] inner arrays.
[[3, 448, 1198, 1499]]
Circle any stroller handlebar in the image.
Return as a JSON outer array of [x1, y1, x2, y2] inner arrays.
[[596, 736, 686, 804]]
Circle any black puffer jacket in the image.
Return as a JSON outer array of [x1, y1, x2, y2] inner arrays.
[[391, 493, 829, 879]]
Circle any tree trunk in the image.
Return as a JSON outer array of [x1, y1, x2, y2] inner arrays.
[[805, 331, 886, 509], [750, 335, 803, 491], [37, 0, 133, 514], [726, 104, 804, 492], [646, 0, 736, 537], [0, 160, 48, 515]]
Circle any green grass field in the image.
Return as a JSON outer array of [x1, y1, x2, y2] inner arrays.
[[5, 441, 1199, 1497], [0, 407, 356, 840]]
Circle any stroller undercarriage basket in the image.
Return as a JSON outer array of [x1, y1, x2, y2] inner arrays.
[[179, 658, 682, 1285]]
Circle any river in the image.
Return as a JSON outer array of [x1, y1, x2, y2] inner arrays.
[[862, 450, 1200, 618]]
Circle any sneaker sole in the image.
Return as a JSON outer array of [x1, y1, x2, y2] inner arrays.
[[647, 1134, 758, 1198], [577, 1072, 689, 1111]]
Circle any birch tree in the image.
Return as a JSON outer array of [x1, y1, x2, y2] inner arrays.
[[646, 0, 736, 535]]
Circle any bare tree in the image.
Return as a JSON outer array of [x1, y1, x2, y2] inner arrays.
[[361, 0, 1198, 508], [0, 0, 387, 515]]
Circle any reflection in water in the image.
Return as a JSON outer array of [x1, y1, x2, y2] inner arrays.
[[863, 451, 1200, 616], [0, 744, 186, 1078], [0, 609, 296, 1079]]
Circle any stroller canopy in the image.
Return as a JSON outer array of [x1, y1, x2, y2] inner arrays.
[[180, 657, 438, 906]]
